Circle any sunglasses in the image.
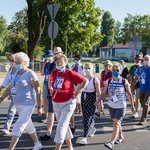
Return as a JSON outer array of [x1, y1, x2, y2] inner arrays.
[[85, 68, 91, 69], [113, 69, 119, 72]]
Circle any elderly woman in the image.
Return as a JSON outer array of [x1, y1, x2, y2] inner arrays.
[[79, 63, 101, 145], [49, 54, 88, 150], [0, 52, 43, 150], [0, 54, 17, 134], [95, 64, 135, 150]]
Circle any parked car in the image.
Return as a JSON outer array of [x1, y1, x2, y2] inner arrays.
[[111, 56, 120, 61], [120, 57, 128, 62]]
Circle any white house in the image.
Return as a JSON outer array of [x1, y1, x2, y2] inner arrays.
[[99, 43, 140, 61]]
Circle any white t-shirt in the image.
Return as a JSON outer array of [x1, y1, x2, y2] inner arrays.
[[83, 77, 99, 92], [106, 77, 128, 108], [10, 69, 38, 106]]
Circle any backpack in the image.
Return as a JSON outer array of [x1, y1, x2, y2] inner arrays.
[[108, 78, 126, 91]]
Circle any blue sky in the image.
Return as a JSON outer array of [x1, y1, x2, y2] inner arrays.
[[0, 0, 150, 25]]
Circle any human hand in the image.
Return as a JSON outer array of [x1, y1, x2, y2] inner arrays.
[[37, 107, 42, 116]]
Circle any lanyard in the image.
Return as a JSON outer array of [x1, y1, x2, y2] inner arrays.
[[111, 78, 120, 94], [55, 71, 65, 89], [13, 70, 25, 86]]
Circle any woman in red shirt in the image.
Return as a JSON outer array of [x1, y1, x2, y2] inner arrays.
[[95, 60, 112, 117], [49, 54, 88, 150]]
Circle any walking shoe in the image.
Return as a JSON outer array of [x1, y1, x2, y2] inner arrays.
[[41, 119, 47, 124], [95, 112, 100, 117], [39, 134, 52, 141], [33, 142, 42, 150], [70, 126, 76, 134], [115, 137, 124, 144], [79, 138, 87, 145], [104, 142, 114, 150], [138, 118, 147, 125], [88, 128, 96, 137], [1, 129, 10, 134], [132, 112, 139, 118]]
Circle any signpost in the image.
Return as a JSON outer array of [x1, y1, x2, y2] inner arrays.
[[129, 34, 142, 57], [47, 4, 59, 50]]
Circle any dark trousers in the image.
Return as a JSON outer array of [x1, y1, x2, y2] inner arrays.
[[139, 91, 150, 121], [81, 92, 96, 137]]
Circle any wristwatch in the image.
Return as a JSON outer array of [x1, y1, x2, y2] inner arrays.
[[37, 106, 42, 109]]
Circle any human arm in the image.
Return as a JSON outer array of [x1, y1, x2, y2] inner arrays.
[[31, 79, 42, 116], [95, 82, 108, 106], [0, 85, 11, 104], [73, 77, 89, 98], [40, 60, 47, 76], [125, 82, 135, 113]]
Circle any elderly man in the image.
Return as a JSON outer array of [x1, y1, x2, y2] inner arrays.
[[132, 55, 150, 125]]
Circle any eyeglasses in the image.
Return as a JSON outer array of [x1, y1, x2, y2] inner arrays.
[[9, 59, 14, 62], [74, 59, 79, 60], [113, 69, 119, 72], [104, 64, 109, 66], [54, 52, 62, 55], [85, 68, 91, 69]]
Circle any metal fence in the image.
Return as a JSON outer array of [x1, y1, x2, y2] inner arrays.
[[0, 62, 41, 73]]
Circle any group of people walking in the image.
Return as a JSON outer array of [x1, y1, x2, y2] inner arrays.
[[0, 49, 150, 150]]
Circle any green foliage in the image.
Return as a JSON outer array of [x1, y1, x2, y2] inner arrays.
[[0, 16, 8, 52], [40, 0, 103, 54], [100, 11, 115, 47]]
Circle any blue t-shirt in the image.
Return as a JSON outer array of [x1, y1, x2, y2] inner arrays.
[[44, 62, 51, 85], [136, 66, 150, 92]]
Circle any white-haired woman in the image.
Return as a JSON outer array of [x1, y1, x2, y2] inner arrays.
[[0, 52, 43, 150], [0, 54, 17, 134], [95, 64, 135, 150], [49, 54, 88, 150]]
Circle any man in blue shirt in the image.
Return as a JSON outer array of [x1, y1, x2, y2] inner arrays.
[[132, 55, 150, 125]]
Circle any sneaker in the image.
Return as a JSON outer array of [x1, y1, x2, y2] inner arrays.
[[33, 142, 42, 150], [104, 142, 114, 150], [88, 128, 96, 137], [42, 119, 47, 124], [115, 137, 124, 144], [70, 126, 76, 134], [1, 129, 10, 134], [132, 112, 139, 118], [39, 134, 52, 141], [79, 138, 87, 145]]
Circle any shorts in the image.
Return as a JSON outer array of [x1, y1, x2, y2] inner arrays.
[[108, 106, 126, 121], [42, 84, 48, 99], [48, 95, 54, 112]]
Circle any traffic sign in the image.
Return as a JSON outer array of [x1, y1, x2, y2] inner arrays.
[[47, 4, 59, 20], [48, 21, 58, 40]]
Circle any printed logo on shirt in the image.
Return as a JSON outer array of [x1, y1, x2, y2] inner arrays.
[[54, 77, 64, 89]]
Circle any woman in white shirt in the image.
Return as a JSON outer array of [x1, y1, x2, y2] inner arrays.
[[79, 63, 101, 145]]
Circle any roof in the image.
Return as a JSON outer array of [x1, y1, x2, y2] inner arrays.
[[100, 43, 129, 49]]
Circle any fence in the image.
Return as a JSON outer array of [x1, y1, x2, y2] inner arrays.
[[0, 62, 42, 73]]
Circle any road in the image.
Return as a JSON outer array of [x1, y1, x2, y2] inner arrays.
[[0, 99, 150, 150]]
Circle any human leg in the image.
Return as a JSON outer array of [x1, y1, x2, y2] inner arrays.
[[139, 91, 150, 125], [53, 99, 76, 149], [3, 100, 16, 132]]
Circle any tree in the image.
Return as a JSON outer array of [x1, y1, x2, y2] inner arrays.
[[100, 11, 115, 47], [114, 21, 122, 44], [0, 16, 8, 53]]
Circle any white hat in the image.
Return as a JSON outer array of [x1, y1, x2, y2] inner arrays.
[[53, 47, 63, 53]]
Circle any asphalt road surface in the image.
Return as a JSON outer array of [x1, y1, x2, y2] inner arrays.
[[0, 99, 150, 150]]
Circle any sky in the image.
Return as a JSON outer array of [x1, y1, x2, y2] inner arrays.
[[0, 0, 150, 25]]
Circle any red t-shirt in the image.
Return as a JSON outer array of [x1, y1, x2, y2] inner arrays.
[[100, 70, 112, 88], [50, 69, 85, 102]]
